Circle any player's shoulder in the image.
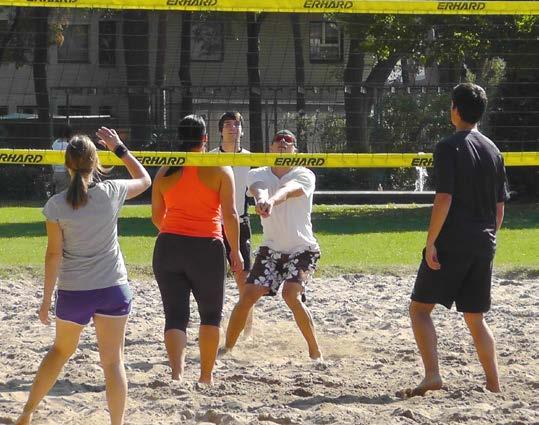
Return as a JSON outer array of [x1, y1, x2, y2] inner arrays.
[[294, 166, 315, 178]]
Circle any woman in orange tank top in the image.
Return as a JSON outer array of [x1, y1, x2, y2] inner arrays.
[[151, 115, 243, 385]]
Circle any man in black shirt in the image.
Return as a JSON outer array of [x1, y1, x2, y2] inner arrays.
[[401, 83, 508, 397]]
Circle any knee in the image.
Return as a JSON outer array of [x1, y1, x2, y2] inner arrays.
[[50, 343, 77, 360], [282, 287, 301, 309], [100, 355, 123, 370], [165, 319, 189, 334], [240, 285, 263, 306], [200, 309, 222, 328], [409, 301, 432, 320], [164, 308, 189, 333], [463, 312, 484, 329]]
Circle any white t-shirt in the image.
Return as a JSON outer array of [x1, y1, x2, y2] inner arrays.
[[247, 166, 319, 254], [51, 138, 69, 172], [209, 147, 250, 216]]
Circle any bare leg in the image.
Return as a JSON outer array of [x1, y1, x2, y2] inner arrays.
[[198, 325, 220, 384], [224, 285, 267, 352], [94, 314, 129, 425], [15, 320, 83, 425], [234, 270, 254, 338], [282, 281, 322, 360], [163, 329, 187, 381], [464, 312, 500, 392], [399, 301, 443, 397]]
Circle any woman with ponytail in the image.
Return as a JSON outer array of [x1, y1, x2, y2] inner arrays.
[[152, 114, 243, 385], [16, 128, 151, 425]]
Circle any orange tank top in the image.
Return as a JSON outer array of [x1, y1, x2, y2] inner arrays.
[[160, 167, 222, 239]]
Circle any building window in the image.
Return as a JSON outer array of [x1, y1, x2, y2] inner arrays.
[[17, 106, 37, 115], [0, 106, 8, 116], [99, 105, 112, 116], [58, 25, 89, 63], [190, 20, 224, 62], [57, 105, 92, 116], [99, 21, 116, 67], [309, 21, 343, 63]]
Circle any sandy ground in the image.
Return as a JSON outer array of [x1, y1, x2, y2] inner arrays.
[[0, 272, 537, 425]]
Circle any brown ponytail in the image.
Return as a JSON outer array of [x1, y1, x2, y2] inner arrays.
[[65, 135, 102, 209]]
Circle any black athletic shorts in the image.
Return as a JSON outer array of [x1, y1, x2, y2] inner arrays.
[[222, 218, 251, 271], [411, 248, 493, 313]]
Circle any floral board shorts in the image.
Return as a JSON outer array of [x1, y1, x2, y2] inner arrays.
[[246, 246, 321, 297]]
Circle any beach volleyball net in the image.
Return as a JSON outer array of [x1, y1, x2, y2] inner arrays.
[[0, 1, 537, 197]]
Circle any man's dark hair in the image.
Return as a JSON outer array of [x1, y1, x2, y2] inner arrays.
[[58, 124, 73, 139], [451, 83, 487, 124], [218, 111, 243, 133]]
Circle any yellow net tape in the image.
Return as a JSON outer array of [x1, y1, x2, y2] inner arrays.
[[0, 149, 537, 167], [0, 1, 537, 14]]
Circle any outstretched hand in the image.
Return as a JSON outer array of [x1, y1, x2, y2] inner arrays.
[[255, 198, 274, 218], [96, 127, 122, 151]]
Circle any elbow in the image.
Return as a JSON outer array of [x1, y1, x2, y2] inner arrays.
[[142, 175, 152, 191], [45, 251, 62, 261], [223, 209, 239, 223], [151, 216, 161, 230]]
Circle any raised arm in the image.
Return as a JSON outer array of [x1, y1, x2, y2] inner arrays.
[[96, 127, 151, 200]]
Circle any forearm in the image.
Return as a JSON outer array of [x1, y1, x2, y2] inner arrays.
[[269, 183, 303, 206], [251, 186, 269, 203], [122, 151, 151, 183], [43, 252, 62, 303], [223, 211, 241, 253], [496, 202, 504, 232], [426, 193, 452, 247]]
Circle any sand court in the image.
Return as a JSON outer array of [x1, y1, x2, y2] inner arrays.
[[1, 272, 537, 424]]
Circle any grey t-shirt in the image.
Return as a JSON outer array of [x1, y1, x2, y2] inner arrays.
[[43, 180, 129, 291]]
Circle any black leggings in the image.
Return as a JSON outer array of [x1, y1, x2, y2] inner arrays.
[[153, 233, 226, 332]]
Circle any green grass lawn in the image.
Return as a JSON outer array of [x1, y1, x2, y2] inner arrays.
[[0, 203, 537, 275]]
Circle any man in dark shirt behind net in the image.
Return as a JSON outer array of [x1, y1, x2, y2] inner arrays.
[[400, 83, 509, 398]]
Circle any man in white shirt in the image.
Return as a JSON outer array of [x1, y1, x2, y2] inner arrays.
[[222, 130, 322, 360], [210, 112, 254, 337], [51, 125, 72, 194]]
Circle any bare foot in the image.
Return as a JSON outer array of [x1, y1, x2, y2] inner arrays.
[[396, 375, 443, 398], [171, 373, 183, 382], [217, 346, 232, 358], [486, 381, 501, 393], [15, 411, 33, 425], [241, 326, 253, 340], [170, 364, 184, 382], [197, 377, 214, 387], [309, 349, 323, 361]]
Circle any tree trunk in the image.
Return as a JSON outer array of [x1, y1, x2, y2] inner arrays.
[[178, 12, 192, 120], [32, 7, 51, 148], [343, 37, 366, 152], [154, 11, 167, 127], [246, 13, 264, 153], [123, 11, 151, 149], [290, 13, 307, 152]]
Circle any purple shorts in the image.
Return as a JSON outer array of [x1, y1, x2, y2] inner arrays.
[[55, 284, 133, 325]]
